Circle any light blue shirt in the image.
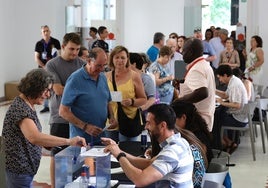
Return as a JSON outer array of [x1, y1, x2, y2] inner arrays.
[[152, 133, 194, 188]]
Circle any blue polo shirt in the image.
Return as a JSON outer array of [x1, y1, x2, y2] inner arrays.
[[61, 65, 111, 144], [147, 45, 159, 62]]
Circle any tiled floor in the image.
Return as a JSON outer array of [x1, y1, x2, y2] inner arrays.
[[1, 103, 268, 187]]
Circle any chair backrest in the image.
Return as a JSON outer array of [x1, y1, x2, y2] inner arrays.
[[257, 98, 268, 111], [247, 101, 258, 121], [201, 162, 228, 187], [202, 180, 225, 188], [262, 87, 268, 98], [201, 171, 228, 187], [207, 162, 228, 173], [253, 84, 265, 97], [211, 149, 230, 166]]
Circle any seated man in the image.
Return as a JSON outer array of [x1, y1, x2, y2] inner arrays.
[[102, 104, 194, 188], [213, 64, 248, 153]]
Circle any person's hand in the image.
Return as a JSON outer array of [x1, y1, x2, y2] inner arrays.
[[101, 137, 117, 145], [108, 117, 118, 129], [121, 98, 132, 107], [144, 148, 152, 159], [104, 143, 121, 157], [84, 124, 102, 137], [69, 136, 87, 147], [248, 66, 255, 72], [216, 97, 223, 104]]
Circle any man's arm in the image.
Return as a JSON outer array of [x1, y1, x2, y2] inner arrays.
[[177, 87, 208, 103], [102, 138, 163, 187], [216, 89, 228, 99], [59, 104, 102, 137], [52, 83, 64, 96], [217, 100, 241, 109], [34, 52, 45, 68]]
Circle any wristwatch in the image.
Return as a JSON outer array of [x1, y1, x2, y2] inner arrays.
[[117, 152, 127, 161]]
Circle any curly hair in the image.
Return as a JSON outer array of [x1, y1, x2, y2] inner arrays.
[[17, 68, 54, 99]]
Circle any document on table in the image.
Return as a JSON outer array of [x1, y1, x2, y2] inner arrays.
[[80, 147, 109, 157], [117, 184, 135, 188]]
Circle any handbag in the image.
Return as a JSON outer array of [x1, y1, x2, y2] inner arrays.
[[112, 71, 143, 137]]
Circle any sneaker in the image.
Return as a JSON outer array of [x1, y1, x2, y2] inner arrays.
[[40, 107, 49, 113]]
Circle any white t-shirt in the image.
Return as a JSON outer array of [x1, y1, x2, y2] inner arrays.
[[226, 76, 248, 123]]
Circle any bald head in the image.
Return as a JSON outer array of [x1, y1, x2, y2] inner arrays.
[[166, 38, 177, 54], [182, 38, 203, 64]]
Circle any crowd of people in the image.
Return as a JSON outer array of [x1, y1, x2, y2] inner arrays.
[[1, 23, 265, 188]]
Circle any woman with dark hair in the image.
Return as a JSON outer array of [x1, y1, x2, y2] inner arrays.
[[170, 100, 213, 162], [246, 35, 264, 86], [2, 69, 86, 188], [148, 46, 175, 104], [204, 29, 213, 42], [177, 35, 186, 54], [219, 37, 240, 69]]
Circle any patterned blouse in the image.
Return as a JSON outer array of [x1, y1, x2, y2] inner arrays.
[[2, 97, 42, 175], [148, 61, 174, 98], [191, 144, 206, 188]]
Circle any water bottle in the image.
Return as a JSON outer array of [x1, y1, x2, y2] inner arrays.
[[79, 172, 88, 188], [141, 130, 148, 150]]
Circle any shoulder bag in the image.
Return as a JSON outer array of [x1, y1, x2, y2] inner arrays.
[[111, 71, 143, 137]]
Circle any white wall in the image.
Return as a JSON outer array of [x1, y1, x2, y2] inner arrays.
[[117, 0, 185, 52], [0, 0, 67, 98], [245, 0, 268, 87], [0, 0, 268, 98]]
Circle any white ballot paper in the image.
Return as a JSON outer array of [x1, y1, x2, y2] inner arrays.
[[111, 91, 122, 102], [80, 147, 109, 157]]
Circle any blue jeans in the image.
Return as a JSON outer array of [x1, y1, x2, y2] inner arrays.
[[5, 170, 34, 188], [119, 133, 139, 142], [104, 130, 140, 142], [44, 98, 49, 108], [105, 130, 119, 143]]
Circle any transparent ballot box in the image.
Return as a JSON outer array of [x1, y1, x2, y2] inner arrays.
[[55, 146, 111, 188]]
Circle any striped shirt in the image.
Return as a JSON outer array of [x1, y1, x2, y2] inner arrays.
[[152, 133, 194, 188]]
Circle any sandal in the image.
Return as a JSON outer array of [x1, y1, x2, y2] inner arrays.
[[226, 142, 238, 154]]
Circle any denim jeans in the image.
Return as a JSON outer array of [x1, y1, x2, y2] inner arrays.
[[119, 133, 140, 142], [44, 98, 49, 108], [5, 170, 34, 188]]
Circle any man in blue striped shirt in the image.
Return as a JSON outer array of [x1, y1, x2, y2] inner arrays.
[[102, 104, 194, 187]]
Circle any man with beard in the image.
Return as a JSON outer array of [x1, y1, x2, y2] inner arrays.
[[102, 104, 194, 188], [177, 38, 216, 132]]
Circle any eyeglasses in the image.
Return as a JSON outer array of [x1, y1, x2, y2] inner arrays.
[[43, 88, 53, 95]]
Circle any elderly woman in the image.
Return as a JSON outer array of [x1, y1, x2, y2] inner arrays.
[[2, 69, 86, 188], [148, 45, 175, 104]]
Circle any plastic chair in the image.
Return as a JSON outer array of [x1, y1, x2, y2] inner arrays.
[[201, 162, 228, 187], [211, 149, 231, 166], [253, 84, 265, 97], [202, 180, 226, 188], [252, 98, 268, 154], [220, 101, 258, 161]]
